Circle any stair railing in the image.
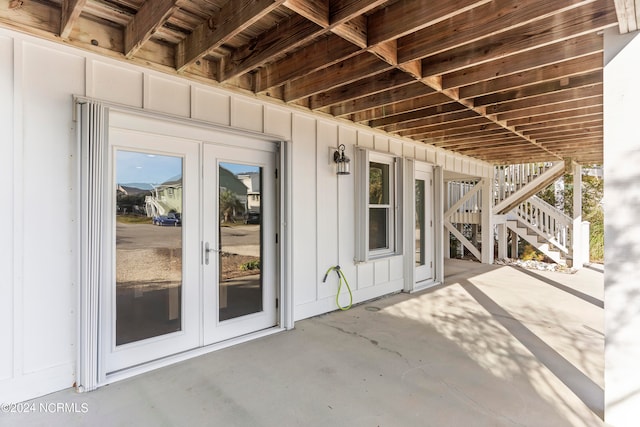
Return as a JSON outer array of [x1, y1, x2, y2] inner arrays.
[[494, 162, 554, 205], [513, 195, 572, 255]]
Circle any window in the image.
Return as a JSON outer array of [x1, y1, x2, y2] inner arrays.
[[355, 149, 402, 261]]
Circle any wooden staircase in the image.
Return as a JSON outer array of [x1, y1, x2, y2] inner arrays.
[[445, 160, 578, 266], [494, 162, 573, 265]]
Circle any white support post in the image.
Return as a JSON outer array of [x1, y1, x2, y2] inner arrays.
[[510, 229, 518, 258], [481, 177, 494, 264], [443, 181, 450, 259], [572, 162, 583, 269], [604, 27, 640, 426], [497, 223, 507, 260]]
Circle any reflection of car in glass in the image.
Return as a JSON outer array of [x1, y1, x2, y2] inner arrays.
[[245, 211, 260, 224], [153, 213, 181, 226]]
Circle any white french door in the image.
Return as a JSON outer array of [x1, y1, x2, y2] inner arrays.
[[103, 129, 201, 373], [202, 143, 278, 344], [102, 125, 278, 375], [415, 165, 434, 283]]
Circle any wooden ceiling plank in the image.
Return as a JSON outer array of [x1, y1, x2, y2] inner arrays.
[[284, 52, 392, 101], [417, 122, 504, 140], [522, 120, 603, 135], [331, 15, 367, 48], [331, 83, 439, 117], [513, 110, 603, 130], [284, 0, 329, 26], [330, 0, 388, 23], [351, 92, 452, 122], [495, 96, 603, 121], [528, 127, 603, 140], [256, 35, 360, 93], [421, 0, 615, 78], [397, 0, 595, 63], [220, 15, 322, 82], [398, 117, 494, 137], [515, 111, 602, 133], [369, 101, 466, 128], [309, 69, 416, 109], [459, 53, 603, 99], [432, 129, 514, 145], [176, 0, 285, 72], [484, 84, 602, 115], [473, 70, 602, 107], [438, 140, 526, 153], [256, 1, 394, 93], [442, 33, 603, 89], [383, 110, 479, 133], [368, 0, 492, 46], [61, 0, 88, 39], [124, 0, 180, 58]]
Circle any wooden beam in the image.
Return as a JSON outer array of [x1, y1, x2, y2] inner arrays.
[[176, 0, 285, 72], [124, 0, 179, 58], [352, 92, 452, 122], [436, 135, 523, 149], [309, 69, 415, 109], [256, 35, 360, 93], [383, 110, 479, 133], [418, 123, 504, 140], [369, 101, 465, 128], [255, 0, 391, 92], [284, 0, 329, 26], [512, 109, 602, 130], [398, 117, 493, 137], [284, 52, 392, 101], [473, 71, 602, 107], [443, 33, 603, 89], [61, 0, 87, 38], [459, 53, 603, 99], [330, 0, 388, 23], [484, 85, 602, 115], [368, 0, 492, 46], [398, 0, 595, 63], [334, 85, 441, 118], [420, 0, 615, 77], [495, 96, 603, 121], [220, 15, 322, 82], [522, 120, 603, 137]]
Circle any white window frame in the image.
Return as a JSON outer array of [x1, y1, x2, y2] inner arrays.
[[355, 148, 402, 261]]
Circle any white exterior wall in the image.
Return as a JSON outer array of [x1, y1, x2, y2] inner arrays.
[[603, 27, 640, 427], [0, 28, 492, 403]]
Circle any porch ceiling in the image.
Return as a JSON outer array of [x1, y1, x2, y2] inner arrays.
[[1, 0, 624, 164]]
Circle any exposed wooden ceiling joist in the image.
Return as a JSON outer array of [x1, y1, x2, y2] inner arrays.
[[0, 0, 620, 164]]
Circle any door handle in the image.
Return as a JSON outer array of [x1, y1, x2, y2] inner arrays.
[[203, 242, 219, 265]]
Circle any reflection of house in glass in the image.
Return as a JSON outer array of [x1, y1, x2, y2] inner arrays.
[[116, 184, 152, 215], [219, 165, 261, 223], [237, 172, 261, 212], [145, 176, 183, 217], [219, 166, 248, 222]]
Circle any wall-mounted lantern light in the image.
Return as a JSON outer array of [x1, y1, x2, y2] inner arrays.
[[333, 144, 351, 175]]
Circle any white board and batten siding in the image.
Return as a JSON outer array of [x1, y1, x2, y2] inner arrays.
[[0, 28, 492, 403]]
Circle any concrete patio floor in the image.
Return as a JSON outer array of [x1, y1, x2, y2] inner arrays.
[[2, 259, 604, 427]]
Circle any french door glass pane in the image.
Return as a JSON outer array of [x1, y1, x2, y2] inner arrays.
[[415, 179, 426, 266], [115, 151, 183, 345], [219, 163, 263, 321]]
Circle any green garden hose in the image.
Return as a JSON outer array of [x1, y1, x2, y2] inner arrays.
[[322, 265, 353, 310]]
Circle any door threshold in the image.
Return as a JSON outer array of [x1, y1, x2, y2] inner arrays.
[[410, 280, 441, 293], [98, 326, 286, 390]]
